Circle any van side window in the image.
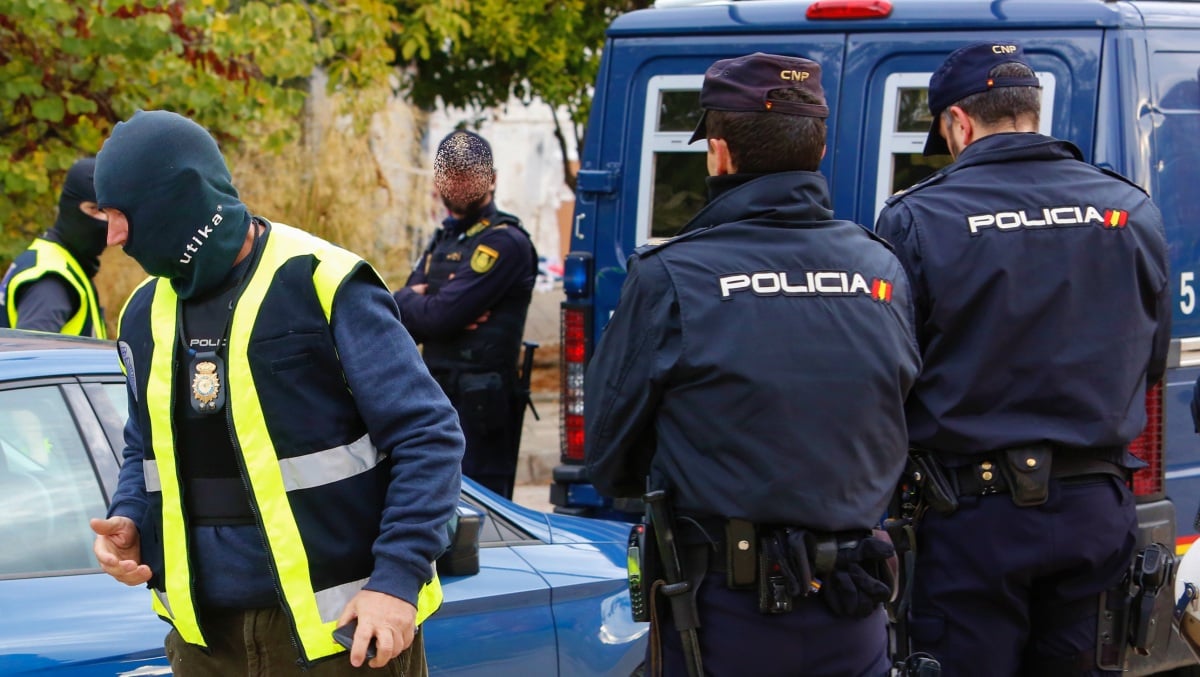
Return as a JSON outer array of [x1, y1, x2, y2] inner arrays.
[[874, 72, 1056, 221], [638, 75, 707, 244]]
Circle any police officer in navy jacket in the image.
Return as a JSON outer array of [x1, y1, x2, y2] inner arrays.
[[875, 42, 1170, 675], [585, 52, 920, 676], [395, 131, 537, 500]]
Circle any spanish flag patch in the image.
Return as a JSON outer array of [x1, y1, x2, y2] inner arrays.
[[1103, 209, 1128, 228], [470, 244, 500, 274], [871, 278, 893, 303]]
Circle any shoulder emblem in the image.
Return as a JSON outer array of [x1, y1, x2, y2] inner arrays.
[[471, 244, 500, 274], [885, 169, 950, 207], [633, 236, 676, 258], [465, 221, 489, 238]]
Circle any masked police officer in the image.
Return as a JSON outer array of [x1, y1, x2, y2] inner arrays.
[[874, 42, 1171, 675], [1, 157, 109, 337], [585, 52, 920, 676], [395, 130, 538, 500], [90, 111, 463, 675]]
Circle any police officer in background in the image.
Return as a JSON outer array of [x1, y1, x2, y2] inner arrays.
[[585, 52, 920, 676], [874, 42, 1170, 675], [1, 157, 109, 337], [395, 130, 538, 500]]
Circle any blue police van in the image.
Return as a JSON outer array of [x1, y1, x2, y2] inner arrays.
[[552, 0, 1200, 671]]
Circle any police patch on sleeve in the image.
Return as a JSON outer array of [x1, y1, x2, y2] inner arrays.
[[118, 340, 138, 401], [470, 244, 500, 274]]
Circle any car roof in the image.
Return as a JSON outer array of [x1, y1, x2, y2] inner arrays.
[[0, 329, 120, 381]]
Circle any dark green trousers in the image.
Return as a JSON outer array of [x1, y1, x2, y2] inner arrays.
[[164, 607, 428, 676]]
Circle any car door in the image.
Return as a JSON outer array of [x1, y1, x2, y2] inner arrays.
[[426, 493, 558, 676], [0, 376, 171, 675]]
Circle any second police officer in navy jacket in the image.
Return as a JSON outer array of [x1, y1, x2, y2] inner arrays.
[[395, 131, 538, 500], [585, 52, 921, 676], [875, 42, 1171, 675]]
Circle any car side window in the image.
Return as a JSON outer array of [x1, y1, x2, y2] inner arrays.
[[461, 495, 538, 545], [0, 385, 107, 576]]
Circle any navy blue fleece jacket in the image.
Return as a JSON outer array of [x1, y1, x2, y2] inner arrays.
[[107, 271, 464, 610]]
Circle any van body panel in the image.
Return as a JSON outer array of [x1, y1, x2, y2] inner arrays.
[[835, 31, 1101, 223], [607, 0, 1127, 35]]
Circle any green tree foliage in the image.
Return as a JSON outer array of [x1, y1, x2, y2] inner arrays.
[[0, 0, 394, 263], [389, 0, 651, 190]]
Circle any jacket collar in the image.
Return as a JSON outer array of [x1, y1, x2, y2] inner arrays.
[[949, 132, 1083, 174], [441, 201, 498, 236], [679, 171, 835, 236]]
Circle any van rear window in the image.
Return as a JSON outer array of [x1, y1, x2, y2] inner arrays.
[[874, 72, 1055, 222]]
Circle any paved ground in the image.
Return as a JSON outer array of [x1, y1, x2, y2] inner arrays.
[[512, 481, 555, 513], [511, 391, 559, 513], [508, 286, 564, 513]]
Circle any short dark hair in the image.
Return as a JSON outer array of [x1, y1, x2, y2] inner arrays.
[[705, 87, 826, 173], [945, 62, 1041, 128]]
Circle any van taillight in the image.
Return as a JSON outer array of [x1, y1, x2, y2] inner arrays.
[[1129, 381, 1164, 498], [806, 0, 893, 20], [560, 305, 590, 462]]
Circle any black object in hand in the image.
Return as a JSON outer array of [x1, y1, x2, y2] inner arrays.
[[332, 619, 377, 660]]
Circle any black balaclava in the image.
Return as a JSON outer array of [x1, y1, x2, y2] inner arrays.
[[434, 130, 495, 223], [46, 157, 107, 278], [94, 110, 251, 300]]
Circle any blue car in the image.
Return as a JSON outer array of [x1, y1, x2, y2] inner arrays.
[[0, 329, 647, 675]]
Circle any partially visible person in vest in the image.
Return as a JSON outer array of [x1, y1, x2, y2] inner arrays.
[[88, 110, 464, 676], [394, 130, 537, 500], [0, 157, 109, 337]]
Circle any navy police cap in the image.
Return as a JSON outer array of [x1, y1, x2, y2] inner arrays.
[[689, 52, 830, 145], [924, 42, 1041, 156]]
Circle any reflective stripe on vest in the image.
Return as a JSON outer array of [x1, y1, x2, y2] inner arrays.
[[144, 433, 383, 493], [6, 239, 106, 338], [142, 223, 442, 661], [145, 277, 198, 640]]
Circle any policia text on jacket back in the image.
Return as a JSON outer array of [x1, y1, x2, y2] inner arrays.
[[584, 52, 920, 677], [88, 110, 465, 676]]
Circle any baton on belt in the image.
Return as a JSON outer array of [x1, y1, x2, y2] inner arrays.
[[510, 341, 540, 460], [644, 489, 704, 677], [518, 341, 540, 422]]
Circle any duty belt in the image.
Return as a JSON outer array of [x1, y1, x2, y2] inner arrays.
[[675, 515, 868, 575], [951, 454, 1127, 498]]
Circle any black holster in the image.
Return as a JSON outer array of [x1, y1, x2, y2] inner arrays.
[[1097, 543, 1177, 669], [756, 527, 895, 619], [908, 451, 959, 515]]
